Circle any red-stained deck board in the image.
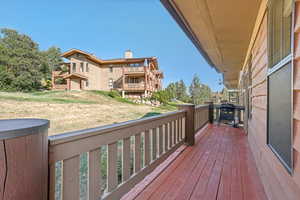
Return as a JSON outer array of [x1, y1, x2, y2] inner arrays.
[[134, 125, 213, 200], [151, 125, 219, 200], [132, 124, 268, 200]]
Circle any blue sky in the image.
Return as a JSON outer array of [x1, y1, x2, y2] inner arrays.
[[0, 0, 223, 91]]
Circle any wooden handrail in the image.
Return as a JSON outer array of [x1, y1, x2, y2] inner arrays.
[[49, 110, 185, 146], [48, 110, 188, 200], [194, 104, 210, 132], [0, 105, 210, 200], [195, 104, 209, 109]]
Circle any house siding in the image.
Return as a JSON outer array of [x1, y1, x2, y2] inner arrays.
[[53, 51, 163, 96], [245, 2, 300, 200], [69, 56, 103, 90]]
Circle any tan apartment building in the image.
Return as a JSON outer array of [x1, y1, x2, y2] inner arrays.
[[52, 49, 163, 98]]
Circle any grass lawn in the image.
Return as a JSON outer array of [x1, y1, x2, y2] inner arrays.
[[0, 90, 177, 135]]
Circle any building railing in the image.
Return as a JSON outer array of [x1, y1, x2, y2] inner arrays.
[[123, 83, 145, 90], [0, 103, 213, 200], [123, 66, 145, 74], [52, 84, 67, 90]]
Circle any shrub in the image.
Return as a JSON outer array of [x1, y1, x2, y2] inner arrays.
[[150, 90, 171, 105], [108, 90, 121, 98]]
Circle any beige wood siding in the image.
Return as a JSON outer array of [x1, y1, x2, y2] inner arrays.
[[69, 55, 102, 90], [70, 79, 81, 90], [62, 53, 162, 96], [245, 4, 300, 199], [99, 65, 124, 91], [293, 0, 300, 191]]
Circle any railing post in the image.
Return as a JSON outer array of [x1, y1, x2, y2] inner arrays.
[[205, 101, 214, 124], [178, 104, 195, 146], [0, 119, 49, 200]]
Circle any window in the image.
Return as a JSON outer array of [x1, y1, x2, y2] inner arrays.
[[267, 0, 293, 172], [109, 78, 113, 89], [80, 62, 84, 72], [86, 80, 89, 87], [128, 77, 139, 83], [109, 67, 113, 73], [248, 66, 252, 119], [268, 0, 292, 67], [72, 63, 76, 72], [86, 63, 89, 72]]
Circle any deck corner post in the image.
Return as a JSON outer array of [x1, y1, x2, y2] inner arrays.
[[205, 101, 214, 124], [0, 119, 50, 200], [178, 104, 195, 146]]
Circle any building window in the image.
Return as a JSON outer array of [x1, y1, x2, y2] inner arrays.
[[72, 63, 76, 72], [86, 80, 89, 87], [127, 77, 139, 83], [80, 62, 84, 72], [86, 63, 89, 72], [268, 0, 292, 67], [109, 67, 113, 73], [267, 0, 293, 172], [109, 78, 113, 89], [248, 63, 252, 120]]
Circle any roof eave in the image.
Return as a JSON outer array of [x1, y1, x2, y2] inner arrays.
[[160, 0, 220, 74]]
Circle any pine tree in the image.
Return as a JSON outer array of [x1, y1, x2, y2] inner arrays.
[[189, 74, 212, 104]]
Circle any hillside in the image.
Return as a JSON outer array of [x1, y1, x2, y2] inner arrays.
[[0, 91, 176, 135]]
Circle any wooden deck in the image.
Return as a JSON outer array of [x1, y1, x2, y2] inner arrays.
[[127, 124, 268, 200]]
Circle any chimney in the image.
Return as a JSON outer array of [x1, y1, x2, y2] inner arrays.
[[124, 50, 133, 59]]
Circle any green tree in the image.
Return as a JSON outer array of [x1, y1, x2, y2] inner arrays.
[[41, 46, 63, 78], [0, 28, 62, 91], [150, 90, 171, 105], [175, 80, 189, 102], [165, 80, 189, 102], [189, 74, 212, 104], [165, 82, 177, 100]]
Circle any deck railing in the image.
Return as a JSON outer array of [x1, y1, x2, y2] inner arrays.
[[123, 83, 145, 90], [48, 109, 191, 200], [0, 103, 212, 200], [123, 66, 145, 74], [194, 105, 209, 132]]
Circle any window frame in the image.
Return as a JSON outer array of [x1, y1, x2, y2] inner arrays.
[[109, 78, 114, 89], [80, 62, 84, 72], [266, 0, 294, 174], [72, 63, 76, 72], [86, 63, 89, 72]]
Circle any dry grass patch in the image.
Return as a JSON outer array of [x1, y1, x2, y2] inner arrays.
[[0, 91, 175, 135]]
